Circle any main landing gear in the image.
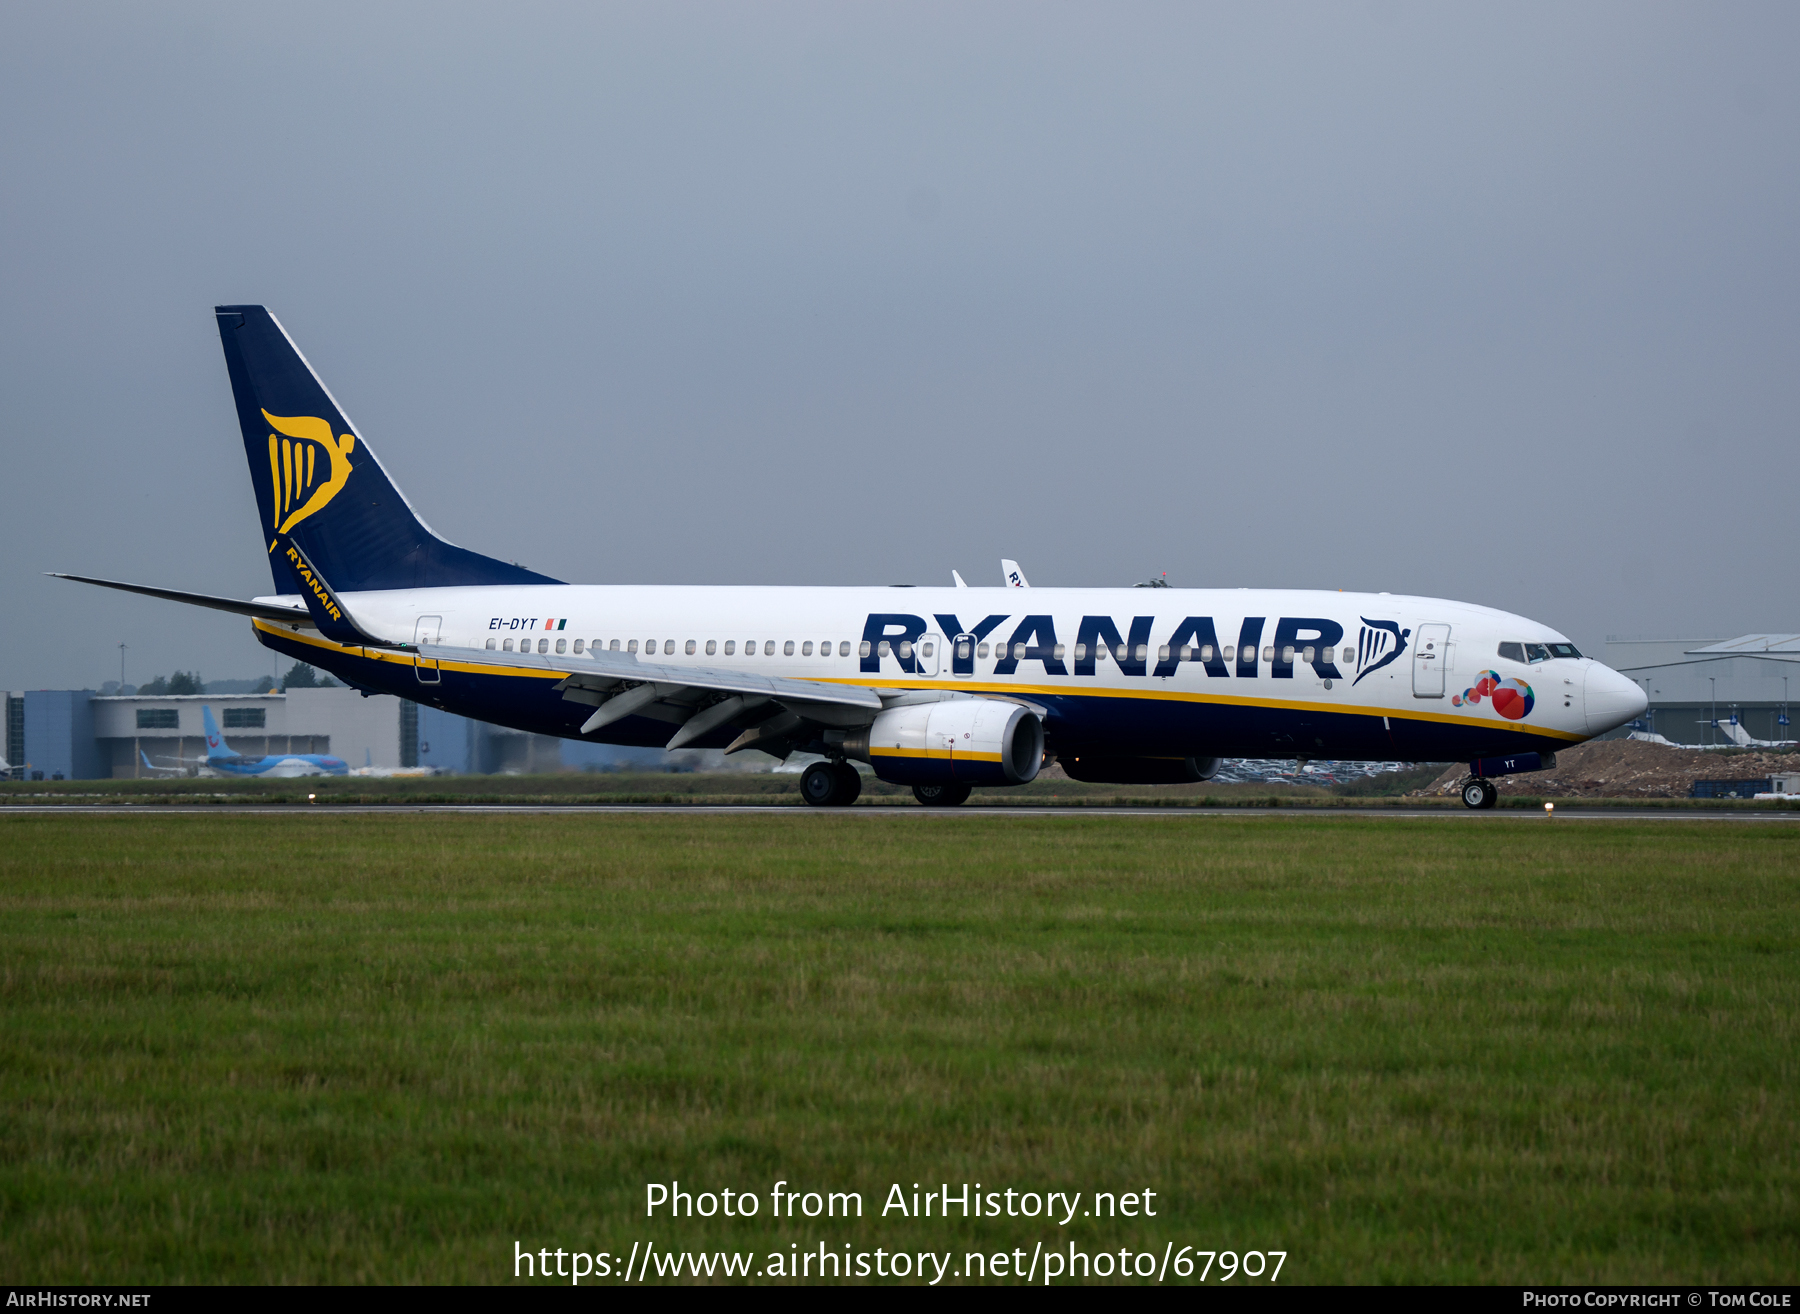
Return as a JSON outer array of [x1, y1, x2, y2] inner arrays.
[[912, 783, 972, 807], [1461, 777, 1499, 810], [801, 760, 864, 808]]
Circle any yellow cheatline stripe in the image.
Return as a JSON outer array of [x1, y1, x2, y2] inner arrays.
[[253, 620, 567, 680], [249, 621, 1584, 741], [803, 675, 1589, 742], [869, 746, 1002, 762]]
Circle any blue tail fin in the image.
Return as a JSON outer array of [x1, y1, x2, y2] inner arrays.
[[201, 705, 233, 760], [214, 306, 561, 594]]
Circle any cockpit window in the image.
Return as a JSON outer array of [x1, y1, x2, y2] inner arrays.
[[1497, 642, 1525, 663], [1548, 643, 1582, 659], [1524, 643, 1550, 663]]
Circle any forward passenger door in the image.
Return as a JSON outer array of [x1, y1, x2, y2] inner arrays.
[[1413, 623, 1450, 698]]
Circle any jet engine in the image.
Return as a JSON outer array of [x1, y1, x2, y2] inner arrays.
[[1059, 754, 1222, 785], [839, 699, 1044, 786]]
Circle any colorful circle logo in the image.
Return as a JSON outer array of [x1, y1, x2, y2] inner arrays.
[[1454, 670, 1534, 720], [1492, 677, 1534, 720]]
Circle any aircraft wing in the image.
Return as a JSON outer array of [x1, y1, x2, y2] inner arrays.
[[425, 641, 885, 751], [138, 750, 192, 776], [51, 574, 310, 624]]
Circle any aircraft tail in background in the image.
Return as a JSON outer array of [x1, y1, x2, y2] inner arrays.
[[201, 705, 235, 761]]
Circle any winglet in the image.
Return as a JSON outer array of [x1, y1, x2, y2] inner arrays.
[[952, 569, 968, 588], [1001, 559, 1030, 588], [275, 534, 402, 649]]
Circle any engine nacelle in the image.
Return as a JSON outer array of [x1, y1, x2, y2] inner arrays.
[[840, 699, 1044, 786], [1059, 754, 1222, 785]]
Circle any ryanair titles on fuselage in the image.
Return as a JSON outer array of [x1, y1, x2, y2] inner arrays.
[[851, 611, 1380, 682], [474, 607, 1402, 686], [426, 592, 1464, 702]]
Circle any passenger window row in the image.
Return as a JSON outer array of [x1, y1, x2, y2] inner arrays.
[[1052, 642, 1356, 664], [477, 633, 1361, 667], [483, 636, 858, 657]]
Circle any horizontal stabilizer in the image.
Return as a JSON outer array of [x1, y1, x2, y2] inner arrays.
[[51, 573, 309, 623]]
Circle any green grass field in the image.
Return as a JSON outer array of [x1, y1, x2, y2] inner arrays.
[[1, 813, 1795, 1284]]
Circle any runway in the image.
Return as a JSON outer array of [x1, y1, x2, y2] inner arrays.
[[3, 804, 1798, 821]]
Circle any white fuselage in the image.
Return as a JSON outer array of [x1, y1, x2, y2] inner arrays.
[[253, 582, 1648, 762]]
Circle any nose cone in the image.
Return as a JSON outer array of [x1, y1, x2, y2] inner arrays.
[[1585, 662, 1648, 735]]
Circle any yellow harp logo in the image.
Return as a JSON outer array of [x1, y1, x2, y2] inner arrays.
[[263, 410, 355, 541]]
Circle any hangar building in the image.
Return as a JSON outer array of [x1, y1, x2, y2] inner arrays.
[[1605, 635, 1797, 745], [1, 687, 571, 780]]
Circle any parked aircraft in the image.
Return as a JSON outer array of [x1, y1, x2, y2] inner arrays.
[[1715, 717, 1796, 750], [57, 306, 1647, 808], [194, 705, 347, 778]]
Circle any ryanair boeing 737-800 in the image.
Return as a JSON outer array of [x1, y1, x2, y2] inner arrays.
[[58, 306, 1646, 808]]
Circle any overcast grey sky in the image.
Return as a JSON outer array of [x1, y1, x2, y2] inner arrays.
[[3, 2, 1795, 690]]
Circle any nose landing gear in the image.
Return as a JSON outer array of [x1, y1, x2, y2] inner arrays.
[[1460, 777, 1499, 810]]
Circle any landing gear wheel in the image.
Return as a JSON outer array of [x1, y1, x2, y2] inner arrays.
[[913, 782, 972, 807], [833, 762, 863, 805], [802, 761, 846, 807], [1461, 778, 1498, 810]]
